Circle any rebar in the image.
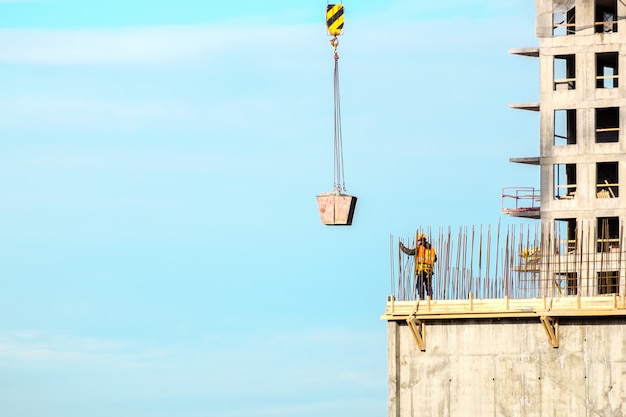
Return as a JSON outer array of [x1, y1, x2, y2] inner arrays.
[[393, 222, 626, 301]]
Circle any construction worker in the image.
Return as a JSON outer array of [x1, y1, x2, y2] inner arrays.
[[400, 233, 437, 300]]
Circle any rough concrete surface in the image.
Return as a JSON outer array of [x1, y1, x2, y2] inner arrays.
[[388, 318, 626, 417]]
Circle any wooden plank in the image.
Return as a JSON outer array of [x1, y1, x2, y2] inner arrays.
[[381, 296, 626, 321]]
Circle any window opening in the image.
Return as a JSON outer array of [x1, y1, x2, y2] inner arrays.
[[597, 216, 619, 252], [553, 6, 576, 36], [554, 54, 576, 90], [554, 109, 576, 145], [596, 52, 618, 88], [596, 161, 619, 198], [555, 218, 577, 254], [555, 273, 579, 296], [595, 0, 617, 33], [595, 107, 619, 143], [597, 271, 619, 294], [554, 163, 577, 199]]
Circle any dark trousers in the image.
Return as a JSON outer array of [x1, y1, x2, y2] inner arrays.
[[416, 270, 433, 300]]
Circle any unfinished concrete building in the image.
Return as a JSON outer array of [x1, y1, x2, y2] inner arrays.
[[383, 1, 626, 416]]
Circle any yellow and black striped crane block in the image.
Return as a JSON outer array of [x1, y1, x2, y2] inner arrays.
[[326, 4, 344, 37]]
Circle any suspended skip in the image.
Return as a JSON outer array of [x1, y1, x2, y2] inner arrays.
[[317, 2, 357, 226]]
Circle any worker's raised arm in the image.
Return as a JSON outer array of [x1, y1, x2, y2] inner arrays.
[[399, 242, 416, 256]]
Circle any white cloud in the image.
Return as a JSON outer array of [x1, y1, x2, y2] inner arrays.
[[0, 0, 533, 68], [0, 9, 536, 133], [0, 26, 220, 65], [0, 327, 387, 414], [0, 327, 384, 374], [3, 148, 262, 176], [0, 330, 135, 365], [269, 327, 381, 346], [0, 93, 300, 137], [0, 23, 320, 66]]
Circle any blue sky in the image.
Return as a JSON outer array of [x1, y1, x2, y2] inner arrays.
[[0, 1, 538, 416]]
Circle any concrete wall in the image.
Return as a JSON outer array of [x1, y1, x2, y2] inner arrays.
[[388, 318, 626, 417], [535, 0, 626, 226]]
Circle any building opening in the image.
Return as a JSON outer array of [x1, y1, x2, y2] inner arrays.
[[597, 271, 619, 294], [595, 107, 619, 143], [553, 5, 576, 36], [596, 52, 618, 88], [555, 109, 576, 145], [554, 54, 576, 90], [555, 272, 579, 295], [596, 216, 619, 252], [596, 161, 619, 198], [555, 218, 577, 254], [554, 163, 577, 199], [595, 0, 617, 33]]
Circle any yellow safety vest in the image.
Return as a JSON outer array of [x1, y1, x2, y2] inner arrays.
[[415, 246, 436, 272]]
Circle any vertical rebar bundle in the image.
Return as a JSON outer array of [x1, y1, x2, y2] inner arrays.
[[393, 222, 626, 301]]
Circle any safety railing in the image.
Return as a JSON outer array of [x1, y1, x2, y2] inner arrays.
[[501, 187, 540, 216]]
